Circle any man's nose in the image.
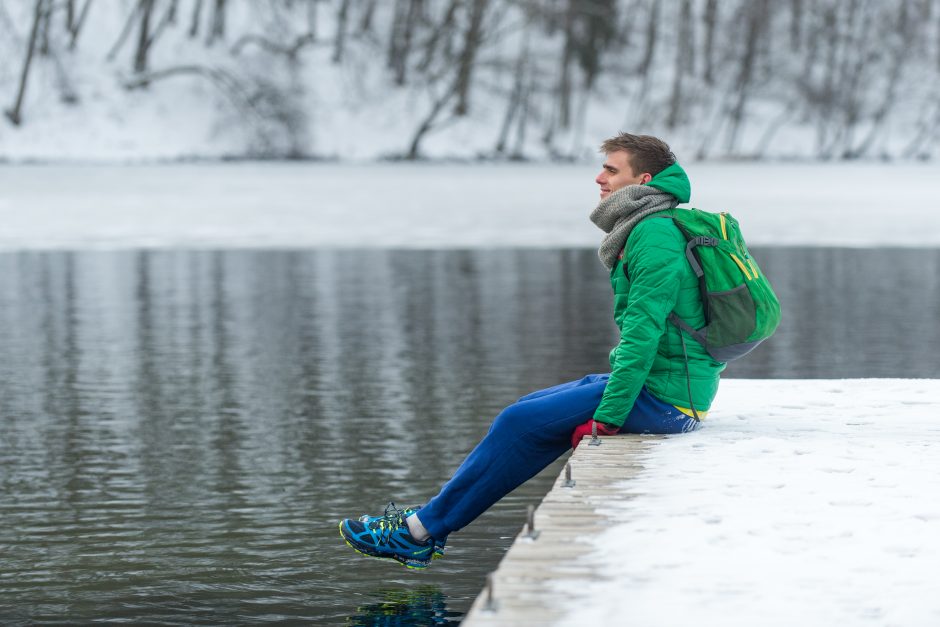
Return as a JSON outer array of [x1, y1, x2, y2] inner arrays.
[[595, 172, 605, 185]]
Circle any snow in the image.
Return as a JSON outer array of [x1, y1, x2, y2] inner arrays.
[[1, 161, 939, 250], [557, 379, 940, 627]]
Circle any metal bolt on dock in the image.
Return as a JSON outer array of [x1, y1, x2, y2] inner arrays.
[[482, 573, 498, 612], [562, 462, 576, 487], [523, 504, 540, 540], [589, 420, 601, 446]]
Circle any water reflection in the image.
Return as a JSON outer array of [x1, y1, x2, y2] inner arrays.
[[723, 247, 940, 378], [345, 586, 461, 626], [0, 247, 937, 624]]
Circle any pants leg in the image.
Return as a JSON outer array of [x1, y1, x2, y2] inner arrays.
[[418, 375, 608, 540], [417, 376, 703, 539]]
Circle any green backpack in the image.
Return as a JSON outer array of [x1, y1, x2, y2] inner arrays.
[[663, 208, 782, 363]]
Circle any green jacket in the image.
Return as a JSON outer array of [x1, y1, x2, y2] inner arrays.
[[593, 163, 725, 427]]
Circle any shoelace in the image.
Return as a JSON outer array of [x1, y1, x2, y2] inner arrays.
[[369, 502, 407, 542]]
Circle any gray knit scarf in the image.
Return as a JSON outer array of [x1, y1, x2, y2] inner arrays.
[[590, 185, 679, 270]]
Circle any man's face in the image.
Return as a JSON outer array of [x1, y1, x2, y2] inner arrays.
[[595, 150, 652, 199]]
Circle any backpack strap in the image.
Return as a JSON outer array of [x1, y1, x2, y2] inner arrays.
[[674, 323, 701, 422], [672, 219, 718, 323]]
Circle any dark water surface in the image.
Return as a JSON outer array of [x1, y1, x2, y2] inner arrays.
[[1, 247, 938, 625]]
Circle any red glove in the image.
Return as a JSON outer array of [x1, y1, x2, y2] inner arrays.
[[570, 419, 619, 449]]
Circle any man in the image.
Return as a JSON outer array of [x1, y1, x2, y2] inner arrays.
[[339, 132, 725, 569]]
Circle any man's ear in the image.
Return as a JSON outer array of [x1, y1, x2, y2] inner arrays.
[[640, 173, 652, 184]]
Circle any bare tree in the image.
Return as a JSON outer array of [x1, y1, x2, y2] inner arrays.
[[387, 0, 424, 86], [65, 0, 94, 50], [134, 0, 157, 74], [454, 0, 489, 116], [790, 0, 803, 51], [495, 21, 532, 156], [702, 0, 717, 84], [37, 0, 53, 56], [359, 0, 378, 33], [667, 0, 693, 129], [188, 0, 203, 38], [725, 0, 770, 155], [332, 0, 352, 63], [406, 78, 458, 159], [206, 0, 227, 46], [5, 0, 48, 126], [638, 0, 659, 74], [417, 0, 460, 73]]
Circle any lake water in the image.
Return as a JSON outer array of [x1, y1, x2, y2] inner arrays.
[[1, 247, 938, 625]]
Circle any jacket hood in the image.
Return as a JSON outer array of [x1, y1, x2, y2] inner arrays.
[[646, 162, 691, 204]]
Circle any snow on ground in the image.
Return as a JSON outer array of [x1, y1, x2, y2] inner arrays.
[[557, 379, 940, 627], [1, 161, 939, 250]]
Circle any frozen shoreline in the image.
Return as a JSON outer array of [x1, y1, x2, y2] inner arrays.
[[2, 162, 940, 250]]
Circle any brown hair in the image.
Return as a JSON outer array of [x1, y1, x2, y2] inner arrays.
[[600, 132, 676, 177]]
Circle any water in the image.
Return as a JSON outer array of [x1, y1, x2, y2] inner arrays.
[[1, 247, 938, 625]]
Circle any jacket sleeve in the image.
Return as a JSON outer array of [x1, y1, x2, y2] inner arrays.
[[593, 220, 686, 427]]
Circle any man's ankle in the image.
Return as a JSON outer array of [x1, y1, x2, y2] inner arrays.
[[405, 513, 430, 542]]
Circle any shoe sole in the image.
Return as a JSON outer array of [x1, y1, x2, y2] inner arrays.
[[338, 522, 432, 570]]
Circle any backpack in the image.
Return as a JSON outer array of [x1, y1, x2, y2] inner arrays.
[[663, 208, 782, 363]]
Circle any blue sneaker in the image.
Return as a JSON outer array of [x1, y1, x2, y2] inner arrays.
[[340, 502, 436, 569], [358, 504, 447, 559]]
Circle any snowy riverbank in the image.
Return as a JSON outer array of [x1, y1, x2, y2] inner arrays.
[[556, 379, 940, 627], [2, 161, 940, 250]]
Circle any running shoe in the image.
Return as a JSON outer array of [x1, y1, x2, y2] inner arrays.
[[340, 502, 435, 569], [358, 503, 447, 559]]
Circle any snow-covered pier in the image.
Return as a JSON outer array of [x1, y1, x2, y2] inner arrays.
[[463, 379, 940, 627], [461, 435, 658, 625]]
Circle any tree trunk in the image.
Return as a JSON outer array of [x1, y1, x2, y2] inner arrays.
[[418, 0, 459, 73], [38, 0, 52, 56], [702, 0, 717, 84], [307, 0, 318, 41], [189, 0, 203, 38], [134, 0, 155, 75], [407, 82, 457, 159], [638, 0, 659, 74], [557, 0, 576, 128], [667, 0, 692, 129], [66, 0, 75, 32], [511, 76, 533, 158], [454, 0, 488, 116], [387, 0, 406, 78], [790, 0, 803, 51], [5, 0, 46, 126], [332, 0, 351, 63], [388, 0, 422, 86], [495, 29, 529, 154], [107, 1, 142, 61], [359, 0, 377, 33], [725, 0, 768, 154], [207, 0, 226, 46], [68, 0, 94, 50]]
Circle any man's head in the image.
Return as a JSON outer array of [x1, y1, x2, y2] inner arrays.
[[596, 133, 676, 199]]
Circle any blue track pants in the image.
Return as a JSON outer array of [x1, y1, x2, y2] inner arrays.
[[418, 374, 699, 540]]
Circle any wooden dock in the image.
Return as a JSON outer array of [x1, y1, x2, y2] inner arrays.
[[461, 435, 659, 626]]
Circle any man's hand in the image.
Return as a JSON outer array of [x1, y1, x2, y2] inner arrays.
[[570, 419, 619, 449]]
